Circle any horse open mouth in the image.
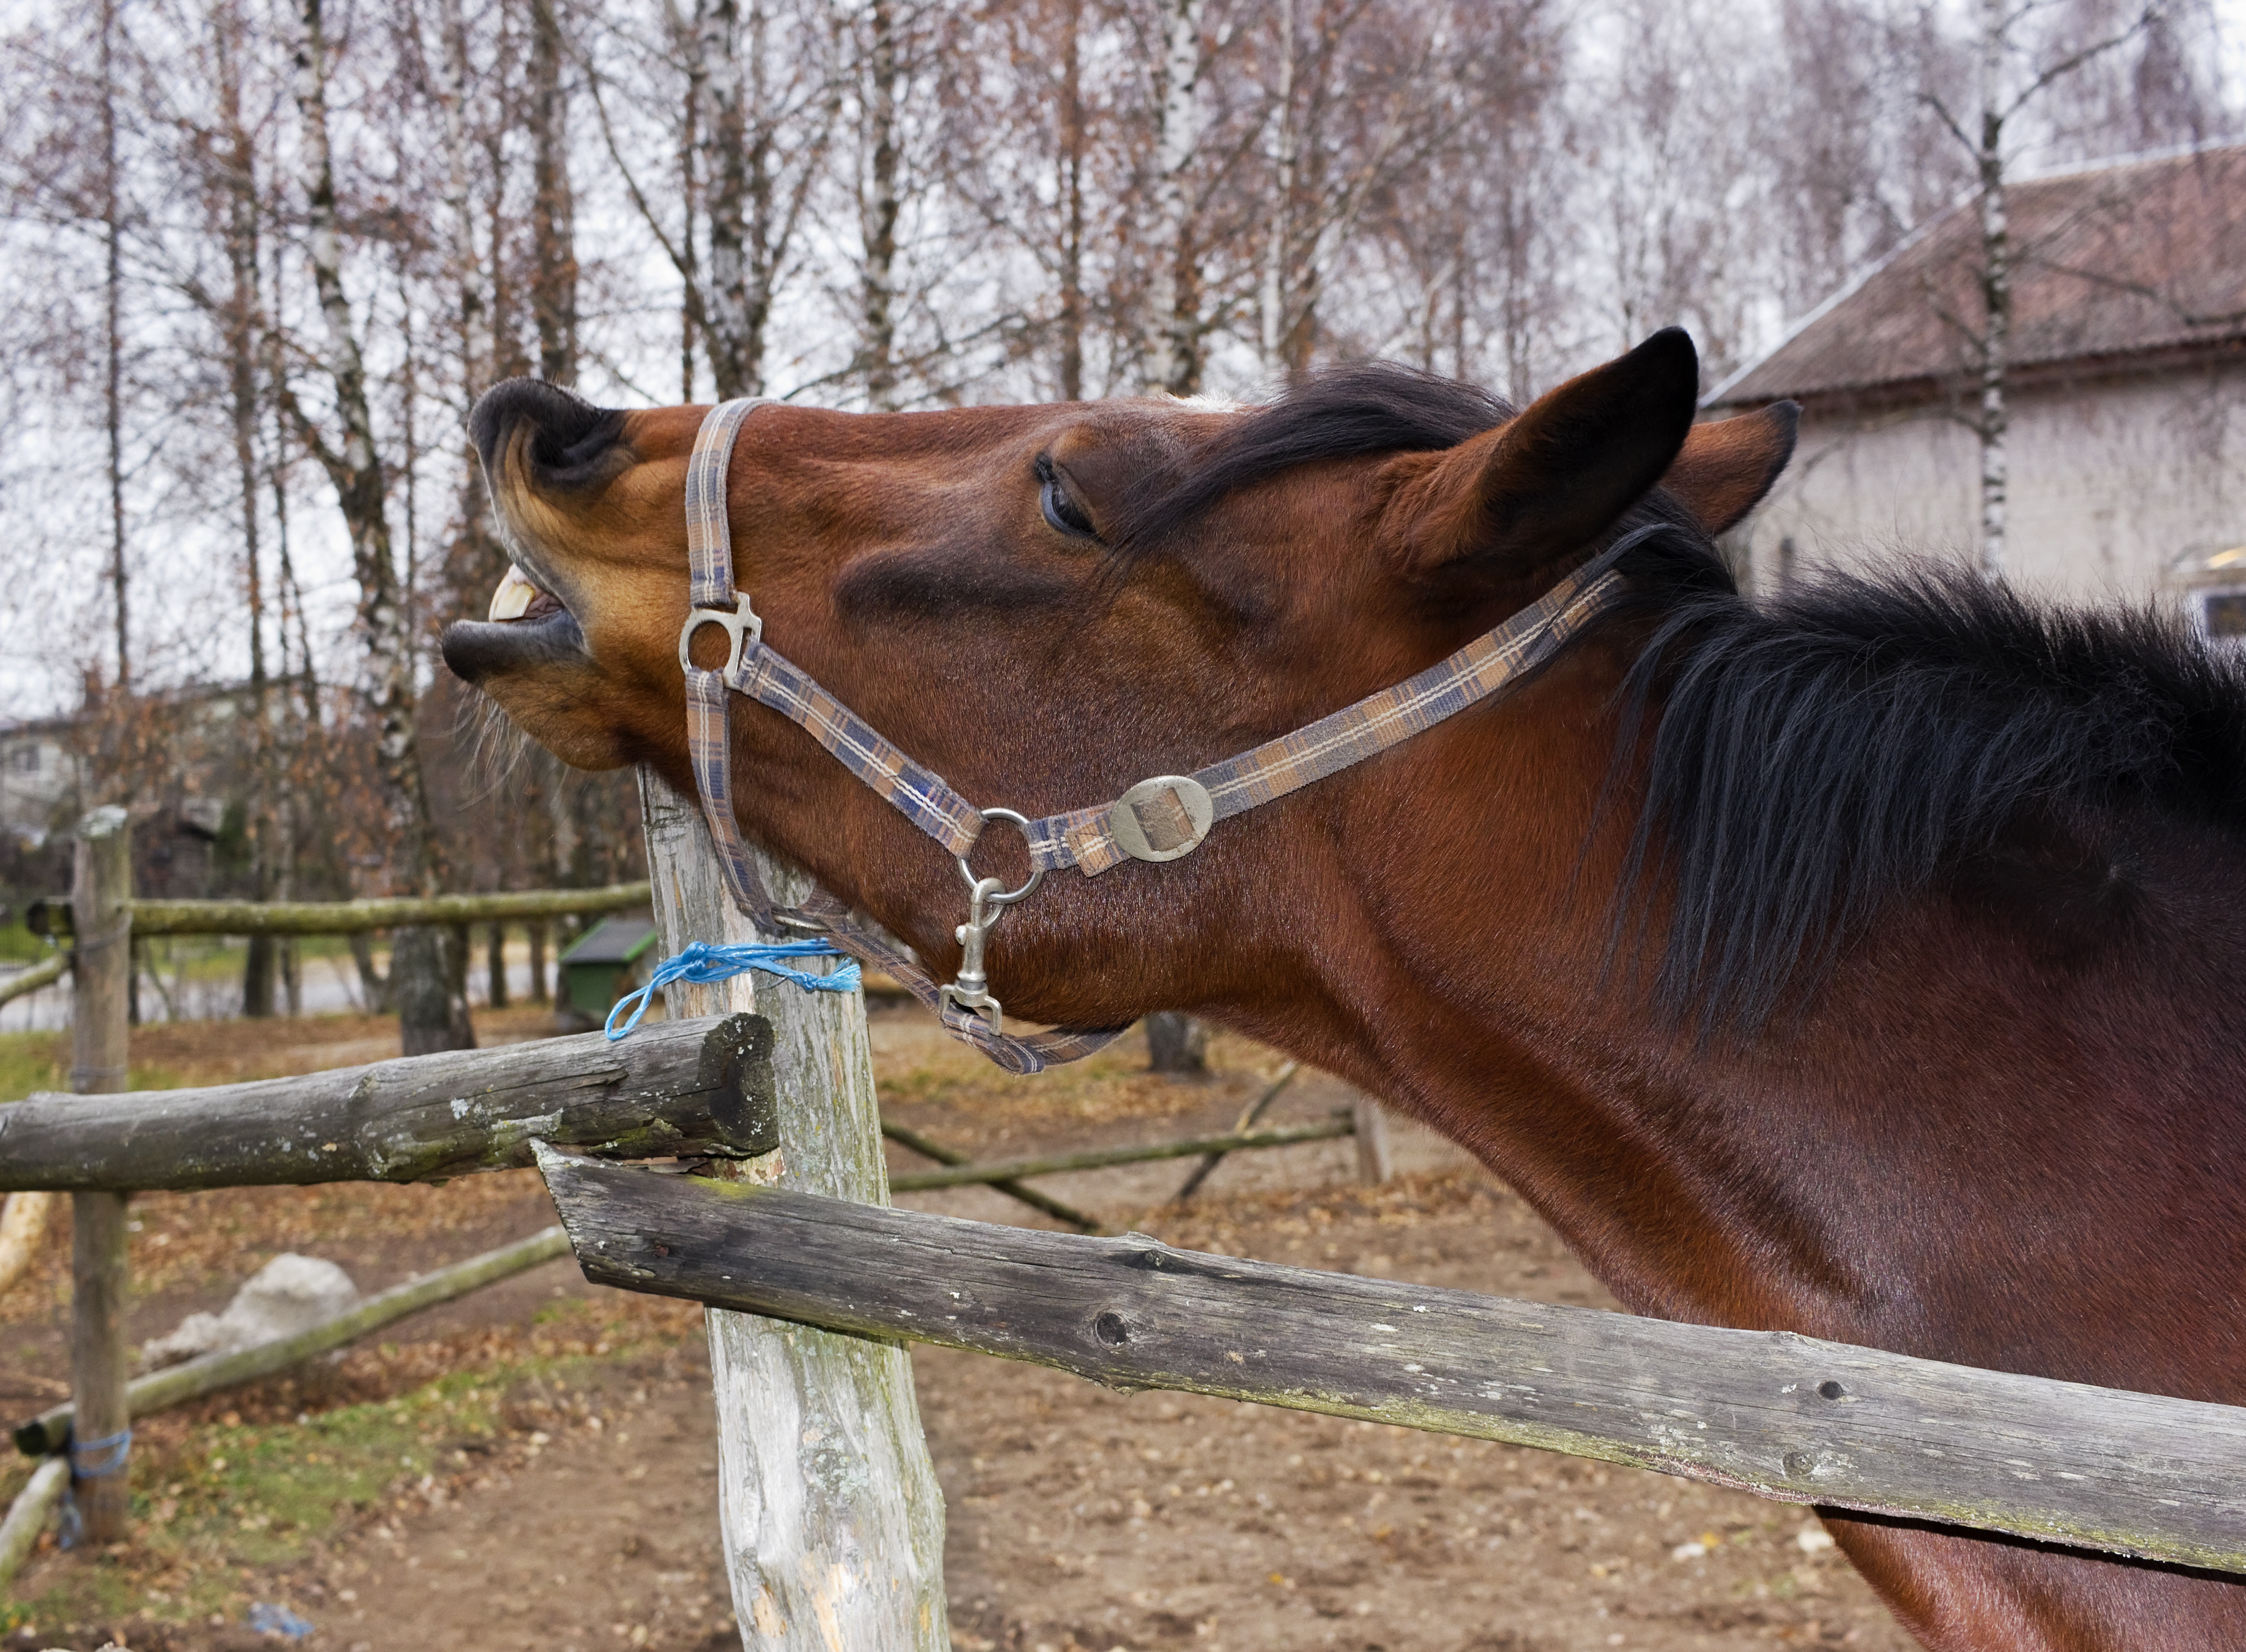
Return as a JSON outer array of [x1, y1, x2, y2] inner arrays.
[[487, 563, 568, 626], [439, 563, 587, 683]]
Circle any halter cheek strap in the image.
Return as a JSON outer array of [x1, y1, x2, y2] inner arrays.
[[679, 400, 1126, 1074], [676, 398, 1634, 1074]]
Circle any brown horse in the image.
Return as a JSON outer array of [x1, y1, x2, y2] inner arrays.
[[443, 328, 2246, 1651]]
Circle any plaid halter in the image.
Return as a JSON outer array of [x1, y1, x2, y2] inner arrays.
[[677, 398, 1633, 1073]]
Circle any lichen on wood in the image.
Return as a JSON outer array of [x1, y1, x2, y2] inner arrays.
[[634, 770, 950, 1650], [0, 1013, 774, 1192]]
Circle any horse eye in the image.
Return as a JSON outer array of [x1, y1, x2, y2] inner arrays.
[[1036, 456, 1097, 540]]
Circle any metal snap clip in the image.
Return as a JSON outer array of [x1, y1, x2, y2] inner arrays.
[[939, 809, 1048, 1037]]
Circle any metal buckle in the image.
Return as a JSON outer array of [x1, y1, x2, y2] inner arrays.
[[937, 809, 1045, 1036], [1107, 775, 1214, 862], [677, 598, 763, 676]]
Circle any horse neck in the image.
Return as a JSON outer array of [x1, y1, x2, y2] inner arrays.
[[1232, 651, 2246, 1395]]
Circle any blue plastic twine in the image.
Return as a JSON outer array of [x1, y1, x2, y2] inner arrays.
[[604, 939, 862, 1040]]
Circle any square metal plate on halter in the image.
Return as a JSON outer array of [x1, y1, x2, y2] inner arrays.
[[1106, 774, 1216, 862]]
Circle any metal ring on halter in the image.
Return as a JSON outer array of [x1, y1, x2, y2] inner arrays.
[[956, 808, 1044, 908], [678, 600, 762, 675]]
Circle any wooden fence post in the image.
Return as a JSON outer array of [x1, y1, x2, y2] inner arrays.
[[70, 805, 133, 1546], [1351, 1093, 1393, 1186], [636, 771, 949, 1650]]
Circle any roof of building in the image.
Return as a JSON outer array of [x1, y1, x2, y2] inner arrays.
[[1709, 144, 2246, 409], [560, 914, 659, 967]]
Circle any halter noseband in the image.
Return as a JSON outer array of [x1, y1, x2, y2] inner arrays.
[[677, 398, 1632, 1073]]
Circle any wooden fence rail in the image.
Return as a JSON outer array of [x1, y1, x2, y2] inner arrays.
[[0, 951, 68, 1011], [14, 1227, 572, 1457], [24, 880, 652, 939], [0, 1013, 774, 1193], [0, 1457, 68, 1593], [535, 1145, 2246, 1578], [886, 1115, 1355, 1192]]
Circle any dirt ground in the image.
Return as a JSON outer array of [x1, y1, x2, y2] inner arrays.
[[0, 1003, 1916, 1652]]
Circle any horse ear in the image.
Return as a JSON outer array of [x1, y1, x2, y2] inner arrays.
[[1659, 402, 1800, 536], [1379, 328, 1700, 581]]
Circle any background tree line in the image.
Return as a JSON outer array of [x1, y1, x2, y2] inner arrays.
[[0, 0, 2233, 1045]]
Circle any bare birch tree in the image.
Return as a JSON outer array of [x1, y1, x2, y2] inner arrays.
[[289, 0, 473, 1051], [529, 0, 578, 384], [857, 0, 905, 407], [1922, 0, 2167, 581], [1142, 0, 1204, 391], [101, 0, 130, 694]]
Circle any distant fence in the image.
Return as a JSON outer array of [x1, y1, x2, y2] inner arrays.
[[0, 997, 776, 1585], [24, 880, 652, 938]]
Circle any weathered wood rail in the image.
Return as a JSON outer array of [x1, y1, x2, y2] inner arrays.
[[23, 880, 651, 938], [885, 1114, 1355, 1192], [0, 1456, 68, 1593], [14, 1227, 571, 1457], [879, 1118, 1099, 1231], [0, 1014, 774, 1192], [537, 1146, 2246, 1578], [0, 950, 68, 1010]]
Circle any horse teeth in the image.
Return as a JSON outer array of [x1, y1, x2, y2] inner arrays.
[[489, 565, 542, 621]]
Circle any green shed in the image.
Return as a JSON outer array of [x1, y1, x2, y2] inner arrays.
[[556, 913, 662, 1030]]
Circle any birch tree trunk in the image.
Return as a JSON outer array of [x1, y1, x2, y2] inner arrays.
[[1974, 0, 2009, 585], [858, 0, 903, 410], [1143, 0, 1203, 394], [294, 0, 472, 1052], [1257, 0, 1294, 372], [440, 0, 493, 382], [1053, 0, 1086, 399], [700, 0, 762, 399], [101, 0, 128, 694], [529, 0, 578, 385], [637, 769, 949, 1650], [214, 3, 278, 1017]]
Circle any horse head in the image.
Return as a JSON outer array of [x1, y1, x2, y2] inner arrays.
[[442, 329, 1795, 1042]]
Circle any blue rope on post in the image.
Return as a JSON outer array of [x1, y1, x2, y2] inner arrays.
[[605, 940, 862, 1040], [59, 1426, 132, 1550]]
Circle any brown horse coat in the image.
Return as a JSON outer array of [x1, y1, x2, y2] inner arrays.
[[443, 330, 2246, 1651]]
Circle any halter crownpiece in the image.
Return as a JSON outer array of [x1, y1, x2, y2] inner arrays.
[[675, 397, 1634, 1072]]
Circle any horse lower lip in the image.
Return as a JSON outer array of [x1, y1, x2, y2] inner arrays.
[[441, 604, 585, 682]]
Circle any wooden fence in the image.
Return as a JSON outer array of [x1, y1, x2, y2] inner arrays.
[[537, 1146, 2246, 1578], [9, 793, 2246, 1641], [0, 1012, 775, 1192], [22, 880, 653, 938]]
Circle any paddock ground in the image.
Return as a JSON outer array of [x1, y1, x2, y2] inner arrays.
[[0, 1004, 1913, 1651]]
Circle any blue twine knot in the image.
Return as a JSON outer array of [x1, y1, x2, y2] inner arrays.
[[605, 940, 862, 1040], [58, 1426, 132, 1550], [70, 1426, 132, 1479]]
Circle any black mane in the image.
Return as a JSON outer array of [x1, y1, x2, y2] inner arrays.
[[1105, 361, 2246, 1035], [1616, 566, 2246, 1033]]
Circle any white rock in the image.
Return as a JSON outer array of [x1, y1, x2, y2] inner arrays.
[[142, 1253, 359, 1366], [1796, 1526, 1836, 1553]]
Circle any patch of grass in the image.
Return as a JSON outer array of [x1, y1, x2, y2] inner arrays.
[[0, 1030, 179, 1105], [0, 1296, 701, 1631], [153, 1374, 502, 1563], [0, 920, 50, 965]]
